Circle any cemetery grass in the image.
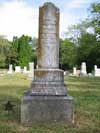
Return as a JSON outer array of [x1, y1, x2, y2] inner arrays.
[[0, 74, 100, 133]]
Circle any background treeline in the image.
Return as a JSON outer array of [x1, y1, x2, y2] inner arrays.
[[0, 35, 37, 69], [0, 2, 100, 72]]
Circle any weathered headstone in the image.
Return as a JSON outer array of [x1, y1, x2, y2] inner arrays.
[[23, 66, 28, 74], [28, 62, 34, 79], [81, 62, 87, 75], [21, 2, 74, 123], [7, 64, 13, 74], [73, 67, 77, 76], [15, 66, 21, 73]]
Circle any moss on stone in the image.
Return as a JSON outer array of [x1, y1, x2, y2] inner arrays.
[[35, 70, 47, 78]]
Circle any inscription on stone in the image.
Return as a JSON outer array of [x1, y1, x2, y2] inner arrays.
[[38, 3, 59, 69]]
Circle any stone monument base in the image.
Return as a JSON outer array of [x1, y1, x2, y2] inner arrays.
[[21, 95, 74, 123]]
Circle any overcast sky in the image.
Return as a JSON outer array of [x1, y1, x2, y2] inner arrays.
[[0, 0, 99, 40]]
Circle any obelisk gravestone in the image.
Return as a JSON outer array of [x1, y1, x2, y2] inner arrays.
[[21, 2, 74, 123]]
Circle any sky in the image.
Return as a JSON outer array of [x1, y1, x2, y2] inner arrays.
[[0, 0, 99, 41]]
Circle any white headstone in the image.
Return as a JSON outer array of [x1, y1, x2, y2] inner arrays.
[[94, 65, 97, 70], [7, 64, 13, 74], [15, 66, 21, 73], [23, 66, 28, 74], [73, 67, 77, 75], [81, 62, 87, 75], [28, 62, 34, 79], [36, 65, 38, 69], [94, 65, 100, 76]]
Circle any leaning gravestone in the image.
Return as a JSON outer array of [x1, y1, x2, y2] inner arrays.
[[21, 2, 74, 123]]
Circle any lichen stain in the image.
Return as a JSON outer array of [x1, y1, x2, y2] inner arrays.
[[35, 70, 47, 78], [38, 5, 47, 68]]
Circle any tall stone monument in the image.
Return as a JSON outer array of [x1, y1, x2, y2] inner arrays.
[[21, 2, 74, 123]]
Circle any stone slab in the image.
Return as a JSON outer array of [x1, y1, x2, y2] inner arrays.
[[30, 69, 66, 95], [34, 69, 64, 82], [21, 95, 74, 123]]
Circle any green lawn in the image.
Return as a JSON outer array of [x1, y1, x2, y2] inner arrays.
[[0, 74, 100, 133]]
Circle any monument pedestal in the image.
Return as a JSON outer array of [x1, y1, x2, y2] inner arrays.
[[21, 95, 74, 123], [21, 69, 74, 123]]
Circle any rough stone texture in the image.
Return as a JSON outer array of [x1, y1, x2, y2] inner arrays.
[[21, 95, 74, 123], [30, 69, 67, 95], [21, 2, 74, 124], [38, 2, 59, 69]]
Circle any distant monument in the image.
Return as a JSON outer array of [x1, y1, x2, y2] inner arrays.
[[7, 64, 13, 74], [21, 2, 74, 123], [28, 62, 34, 79], [73, 67, 77, 76], [94, 65, 100, 76], [81, 62, 87, 75], [15, 66, 21, 73], [23, 66, 28, 74]]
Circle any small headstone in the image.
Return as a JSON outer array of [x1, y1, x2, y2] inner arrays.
[[36, 65, 38, 69], [15, 66, 21, 73], [7, 64, 13, 74], [94, 65, 97, 70], [88, 73, 93, 78], [81, 62, 87, 75], [94, 65, 100, 76], [23, 66, 28, 74], [64, 71, 66, 75], [73, 67, 77, 76], [28, 62, 34, 79]]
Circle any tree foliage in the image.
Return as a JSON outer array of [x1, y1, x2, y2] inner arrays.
[[59, 39, 77, 70], [0, 35, 10, 68], [0, 35, 37, 69], [18, 35, 33, 68], [76, 33, 100, 72], [91, 3, 100, 34]]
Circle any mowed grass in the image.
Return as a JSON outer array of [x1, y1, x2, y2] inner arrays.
[[0, 73, 100, 133]]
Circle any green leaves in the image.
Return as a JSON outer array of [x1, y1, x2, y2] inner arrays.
[[59, 39, 77, 70]]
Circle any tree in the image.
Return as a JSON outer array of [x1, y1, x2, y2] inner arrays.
[[59, 39, 77, 70], [0, 35, 10, 68], [90, 2, 100, 34], [76, 33, 100, 72], [62, 2, 100, 72], [6, 36, 19, 67], [18, 35, 33, 68]]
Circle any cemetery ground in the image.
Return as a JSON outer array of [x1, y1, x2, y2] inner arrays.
[[0, 74, 100, 133]]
